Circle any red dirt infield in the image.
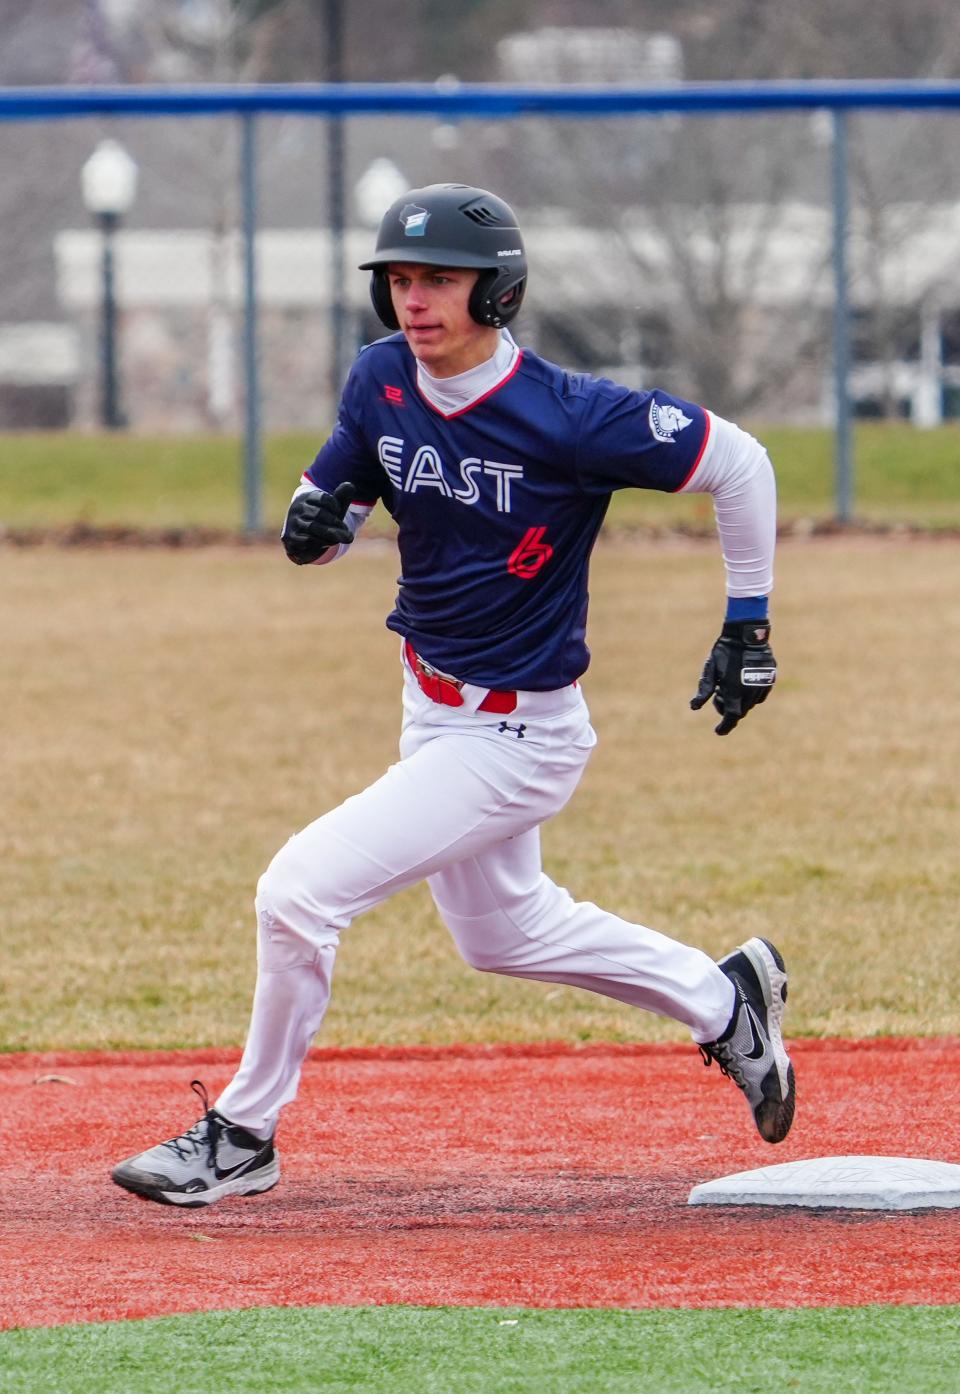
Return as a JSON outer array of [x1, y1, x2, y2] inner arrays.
[[2, 1038, 959, 1330]]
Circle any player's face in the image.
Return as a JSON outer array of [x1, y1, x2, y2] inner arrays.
[[387, 263, 500, 377]]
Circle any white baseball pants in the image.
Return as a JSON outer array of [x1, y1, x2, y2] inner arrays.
[[216, 652, 736, 1137]]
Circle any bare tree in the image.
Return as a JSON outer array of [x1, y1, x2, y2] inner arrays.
[[486, 3, 960, 418]]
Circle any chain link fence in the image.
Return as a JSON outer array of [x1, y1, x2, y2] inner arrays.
[[3, 84, 960, 520]]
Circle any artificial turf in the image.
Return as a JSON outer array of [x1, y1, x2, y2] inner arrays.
[[3, 1305, 960, 1394]]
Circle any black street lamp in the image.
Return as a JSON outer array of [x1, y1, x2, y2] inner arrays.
[[354, 158, 408, 347], [354, 157, 408, 231], [81, 139, 138, 430]]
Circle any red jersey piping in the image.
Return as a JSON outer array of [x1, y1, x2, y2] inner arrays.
[[416, 350, 524, 420], [674, 409, 713, 492]]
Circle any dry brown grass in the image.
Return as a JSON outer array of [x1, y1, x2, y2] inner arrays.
[[2, 535, 958, 1051]]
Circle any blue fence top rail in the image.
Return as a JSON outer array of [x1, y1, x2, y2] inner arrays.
[[3, 79, 960, 122]]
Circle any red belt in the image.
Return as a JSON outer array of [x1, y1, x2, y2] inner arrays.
[[405, 641, 517, 715]]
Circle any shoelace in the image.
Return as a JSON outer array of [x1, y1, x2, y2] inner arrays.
[[698, 979, 753, 1090], [159, 1079, 222, 1163], [699, 1039, 748, 1091]]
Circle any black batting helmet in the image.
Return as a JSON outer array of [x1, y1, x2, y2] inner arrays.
[[359, 183, 527, 330]]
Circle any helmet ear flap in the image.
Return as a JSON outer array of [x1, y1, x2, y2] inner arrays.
[[469, 268, 526, 328], [369, 270, 399, 330]]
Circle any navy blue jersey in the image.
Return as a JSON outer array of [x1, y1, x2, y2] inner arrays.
[[306, 334, 710, 690]]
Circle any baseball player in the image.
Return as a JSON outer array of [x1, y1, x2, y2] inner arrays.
[[113, 184, 794, 1207]]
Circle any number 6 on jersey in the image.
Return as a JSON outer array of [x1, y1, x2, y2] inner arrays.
[[508, 525, 554, 579]]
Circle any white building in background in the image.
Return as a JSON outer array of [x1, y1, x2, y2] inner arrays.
[[497, 27, 684, 84], [55, 227, 379, 431], [0, 322, 80, 428], [51, 203, 960, 433]]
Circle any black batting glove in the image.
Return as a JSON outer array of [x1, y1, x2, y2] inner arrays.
[[282, 481, 357, 565], [690, 618, 777, 736]]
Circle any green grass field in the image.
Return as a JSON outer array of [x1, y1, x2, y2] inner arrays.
[[1, 422, 959, 531], [3, 430, 959, 1392], [4, 1305, 960, 1394]]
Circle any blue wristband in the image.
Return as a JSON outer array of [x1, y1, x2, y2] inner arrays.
[[725, 595, 769, 621]]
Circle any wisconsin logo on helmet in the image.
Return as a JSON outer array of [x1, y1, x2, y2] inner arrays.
[[649, 399, 693, 444], [400, 204, 430, 237]]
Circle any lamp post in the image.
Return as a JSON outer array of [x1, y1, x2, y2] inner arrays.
[[353, 159, 408, 352], [81, 139, 138, 429], [354, 157, 409, 231]]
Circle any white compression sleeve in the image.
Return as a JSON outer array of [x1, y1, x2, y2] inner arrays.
[[679, 413, 776, 598]]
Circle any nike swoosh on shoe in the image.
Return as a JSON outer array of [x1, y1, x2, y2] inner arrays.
[[214, 1143, 272, 1181], [743, 1003, 770, 1062]]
